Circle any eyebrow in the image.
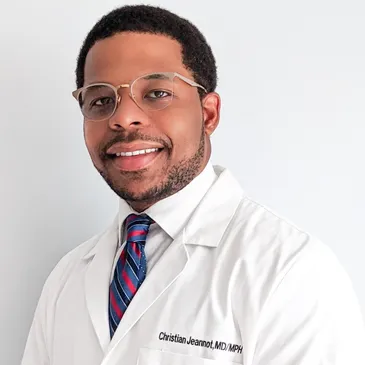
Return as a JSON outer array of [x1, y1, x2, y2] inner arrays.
[[86, 84, 110, 90], [142, 73, 170, 81]]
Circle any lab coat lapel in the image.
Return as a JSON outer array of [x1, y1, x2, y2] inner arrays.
[[107, 234, 189, 353], [84, 218, 119, 353]]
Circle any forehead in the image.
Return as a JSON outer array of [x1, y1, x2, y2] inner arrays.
[[84, 32, 191, 85]]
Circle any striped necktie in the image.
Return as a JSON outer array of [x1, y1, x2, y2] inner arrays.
[[109, 213, 154, 338]]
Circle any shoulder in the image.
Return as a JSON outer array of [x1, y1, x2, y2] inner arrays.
[[230, 196, 365, 338], [229, 193, 345, 296], [232, 194, 316, 254]]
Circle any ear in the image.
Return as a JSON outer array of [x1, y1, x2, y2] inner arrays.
[[201, 92, 221, 136]]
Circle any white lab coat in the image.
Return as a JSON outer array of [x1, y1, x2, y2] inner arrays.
[[22, 166, 365, 365]]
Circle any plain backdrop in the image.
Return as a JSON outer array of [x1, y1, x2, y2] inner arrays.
[[0, 0, 364, 363]]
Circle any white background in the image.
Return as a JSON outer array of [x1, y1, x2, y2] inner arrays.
[[0, 0, 364, 363]]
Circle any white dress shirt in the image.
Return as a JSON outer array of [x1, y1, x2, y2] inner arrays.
[[111, 161, 218, 280]]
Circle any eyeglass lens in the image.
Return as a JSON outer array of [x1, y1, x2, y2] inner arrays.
[[78, 73, 175, 121]]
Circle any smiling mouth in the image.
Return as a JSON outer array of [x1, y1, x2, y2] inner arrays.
[[109, 148, 165, 171], [113, 147, 162, 157]]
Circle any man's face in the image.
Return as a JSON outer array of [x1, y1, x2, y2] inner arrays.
[[83, 32, 220, 211]]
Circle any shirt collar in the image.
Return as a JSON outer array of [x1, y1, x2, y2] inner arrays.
[[118, 161, 217, 243]]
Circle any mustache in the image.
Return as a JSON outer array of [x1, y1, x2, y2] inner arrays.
[[100, 131, 170, 159]]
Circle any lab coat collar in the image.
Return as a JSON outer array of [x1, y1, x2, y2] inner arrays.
[[82, 164, 244, 260], [81, 216, 119, 261], [117, 161, 218, 243], [116, 164, 243, 249], [182, 165, 243, 247]]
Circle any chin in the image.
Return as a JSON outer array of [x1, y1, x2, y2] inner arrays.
[[112, 183, 160, 203]]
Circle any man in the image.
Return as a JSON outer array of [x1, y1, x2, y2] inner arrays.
[[21, 5, 365, 365]]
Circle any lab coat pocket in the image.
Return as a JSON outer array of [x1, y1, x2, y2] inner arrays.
[[137, 347, 241, 365]]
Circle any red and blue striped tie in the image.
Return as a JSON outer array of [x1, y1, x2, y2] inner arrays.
[[109, 213, 154, 338]]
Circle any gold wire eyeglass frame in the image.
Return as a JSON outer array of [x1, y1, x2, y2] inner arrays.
[[72, 71, 207, 121]]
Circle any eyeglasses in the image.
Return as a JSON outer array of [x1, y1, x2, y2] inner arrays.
[[72, 72, 207, 122]]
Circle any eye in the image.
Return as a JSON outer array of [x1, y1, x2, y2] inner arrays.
[[92, 97, 114, 107], [145, 90, 172, 99]]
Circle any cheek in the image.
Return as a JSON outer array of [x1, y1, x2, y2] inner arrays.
[[159, 106, 202, 151]]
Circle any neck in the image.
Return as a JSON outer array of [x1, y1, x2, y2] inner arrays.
[[127, 161, 210, 212], [127, 200, 155, 213]]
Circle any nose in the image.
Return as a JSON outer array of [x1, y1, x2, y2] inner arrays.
[[108, 88, 149, 131]]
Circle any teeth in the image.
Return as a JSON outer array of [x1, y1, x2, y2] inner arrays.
[[116, 148, 160, 157]]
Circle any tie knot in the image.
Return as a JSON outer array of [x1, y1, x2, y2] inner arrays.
[[125, 213, 154, 244]]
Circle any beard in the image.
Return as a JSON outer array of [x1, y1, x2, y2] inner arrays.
[[97, 126, 206, 207]]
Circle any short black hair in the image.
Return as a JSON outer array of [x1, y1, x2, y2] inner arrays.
[[75, 5, 217, 96]]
